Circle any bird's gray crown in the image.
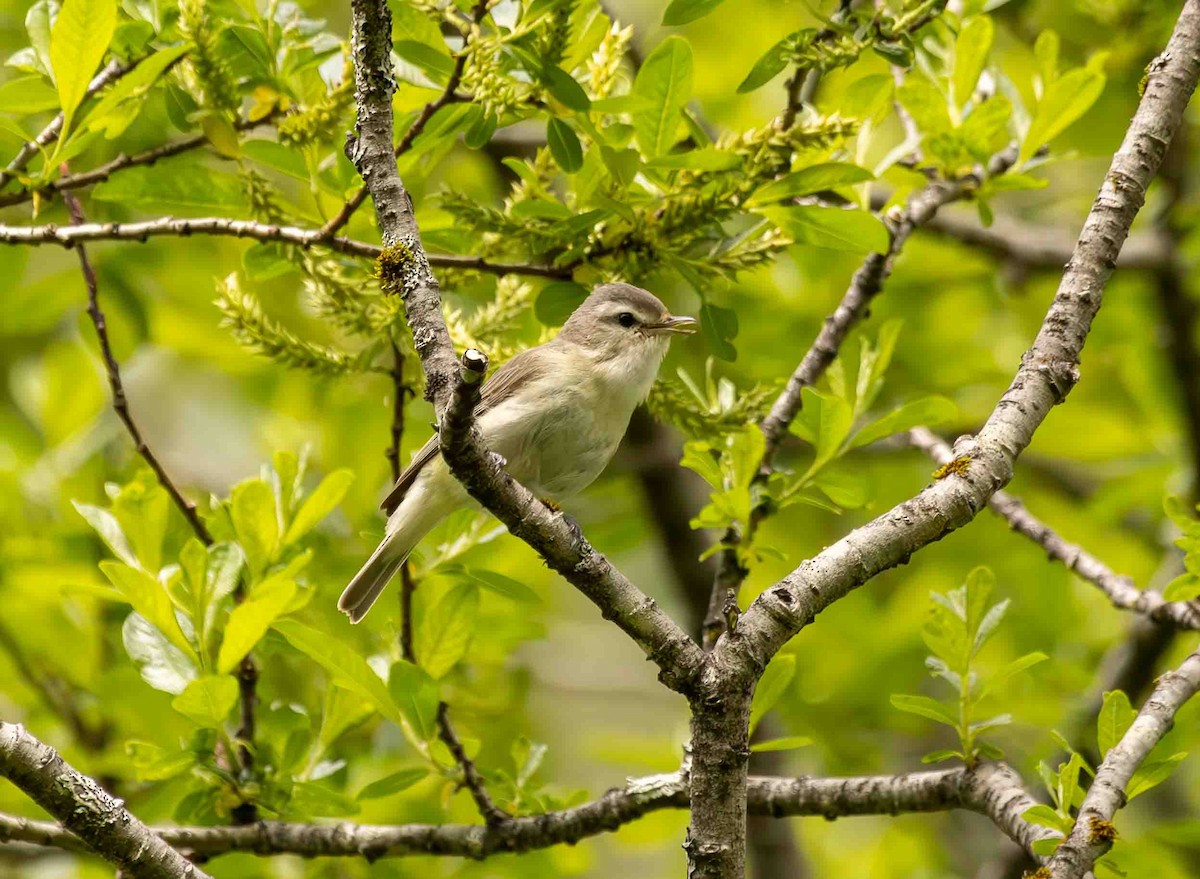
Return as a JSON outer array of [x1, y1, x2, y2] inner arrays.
[[558, 283, 669, 344]]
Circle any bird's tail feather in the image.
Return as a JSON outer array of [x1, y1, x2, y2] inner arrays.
[[337, 538, 409, 624]]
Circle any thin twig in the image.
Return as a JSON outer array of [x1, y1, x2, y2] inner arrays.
[[909, 427, 1200, 628], [0, 59, 136, 192], [0, 217, 570, 277], [61, 188, 214, 544]]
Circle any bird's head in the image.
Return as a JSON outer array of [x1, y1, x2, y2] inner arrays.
[[558, 283, 697, 367]]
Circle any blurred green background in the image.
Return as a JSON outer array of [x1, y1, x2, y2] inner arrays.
[[1, 0, 1198, 877]]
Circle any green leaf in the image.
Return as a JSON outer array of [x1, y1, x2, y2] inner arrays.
[[417, 582, 480, 679], [952, 16, 994, 110], [750, 735, 812, 753], [897, 76, 953, 136], [101, 562, 197, 663], [274, 619, 403, 726], [0, 76, 59, 114], [25, 1, 55, 78], [122, 612, 196, 695], [890, 693, 959, 727], [921, 749, 965, 764], [632, 35, 693, 157], [49, 0, 118, 136], [535, 280, 590, 325], [547, 117, 584, 173], [93, 160, 247, 213], [231, 479, 279, 578], [1127, 753, 1187, 799], [1023, 804, 1073, 833], [388, 660, 439, 741], [1162, 572, 1200, 601], [217, 576, 296, 674], [356, 767, 429, 801], [394, 40, 455, 84], [171, 675, 238, 728], [1097, 690, 1136, 759], [738, 33, 792, 93], [543, 65, 591, 111], [850, 396, 958, 449], [1034, 30, 1059, 90], [283, 469, 353, 546], [80, 43, 191, 136], [1032, 836, 1064, 857], [701, 302, 739, 362], [457, 567, 540, 603], [1059, 751, 1086, 813], [1021, 64, 1106, 165], [977, 651, 1048, 700], [73, 501, 138, 567], [662, 0, 725, 26], [749, 654, 795, 734], [760, 205, 890, 254], [747, 163, 875, 206], [647, 147, 741, 171]]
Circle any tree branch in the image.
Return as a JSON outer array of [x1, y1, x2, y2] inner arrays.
[[721, 0, 1200, 678], [0, 723, 211, 879], [0, 217, 568, 277], [909, 427, 1200, 629], [1047, 650, 1200, 878], [0, 762, 1047, 862], [0, 58, 135, 192], [347, 0, 705, 695]]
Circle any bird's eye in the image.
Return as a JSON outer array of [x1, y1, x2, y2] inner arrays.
[[617, 312, 637, 328]]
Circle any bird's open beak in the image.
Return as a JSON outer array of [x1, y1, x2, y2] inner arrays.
[[646, 315, 699, 335]]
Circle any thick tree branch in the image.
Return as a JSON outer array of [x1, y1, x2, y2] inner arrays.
[[0, 723, 211, 878], [348, 0, 705, 695], [0, 217, 568, 277], [1047, 650, 1200, 878], [909, 427, 1200, 628], [0, 762, 1046, 862], [720, 1, 1200, 681]]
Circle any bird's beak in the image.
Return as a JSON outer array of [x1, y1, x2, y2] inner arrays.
[[646, 315, 699, 336]]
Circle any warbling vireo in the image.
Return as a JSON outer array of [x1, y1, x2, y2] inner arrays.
[[338, 283, 697, 622]]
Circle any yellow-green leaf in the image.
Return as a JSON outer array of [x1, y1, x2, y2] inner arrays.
[[1021, 65, 1106, 165], [417, 583, 479, 679], [50, 0, 118, 137], [760, 205, 890, 254], [171, 675, 238, 728], [283, 469, 354, 546], [952, 16, 994, 111], [633, 36, 693, 157], [101, 561, 197, 663], [217, 576, 296, 674]]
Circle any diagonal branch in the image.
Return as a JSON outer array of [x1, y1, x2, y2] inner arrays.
[[721, 0, 1200, 679], [909, 427, 1200, 629], [0, 761, 1048, 862], [1046, 650, 1200, 878], [0, 58, 135, 192], [347, 0, 705, 694], [0, 217, 569, 277], [0, 722, 211, 879]]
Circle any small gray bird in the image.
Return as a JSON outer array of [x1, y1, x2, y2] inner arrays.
[[338, 283, 697, 622]]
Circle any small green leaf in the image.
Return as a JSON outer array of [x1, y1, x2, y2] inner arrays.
[[850, 396, 958, 449], [74, 501, 138, 567], [171, 675, 238, 728], [1033, 30, 1059, 90], [80, 44, 191, 136], [1023, 804, 1073, 833], [547, 117, 584, 173], [274, 619, 403, 726], [921, 749, 965, 764], [749, 655, 795, 734], [701, 302, 739, 363], [890, 693, 959, 727], [542, 66, 591, 111], [737, 33, 793, 94], [1097, 690, 1135, 758], [1032, 836, 1064, 857], [1162, 572, 1200, 601], [231, 479, 279, 578], [750, 735, 812, 753], [122, 612, 196, 695], [952, 16, 994, 110], [1021, 64, 1106, 165], [102, 562, 197, 663], [388, 660, 439, 741], [356, 767, 429, 801], [457, 567, 540, 603], [760, 205, 890, 254], [747, 163, 874, 206], [897, 76, 953, 137], [0, 76, 59, 114], [49, 0, 118, 136], [977, 651, 1048, 700], [394, 39, 454, 84], [633, 36, 693, 157], [662, 0, 726, 26], [535, 280, 590, 325], [647, 147, 741, 171], [417, 583, 480, 679], [283, 469, 353, 546], [217, 576, 296, 674], [1127, 752, 1187, 799]]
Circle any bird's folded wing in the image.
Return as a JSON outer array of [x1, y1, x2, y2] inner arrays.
[[379, 347, 552, 515]]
